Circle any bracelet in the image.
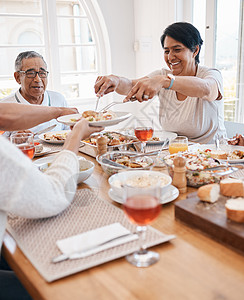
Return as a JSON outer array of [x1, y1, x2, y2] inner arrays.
[[165, 74, 175, 90]]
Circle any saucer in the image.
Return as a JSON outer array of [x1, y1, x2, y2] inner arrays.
[[108, 185, 179, 205]]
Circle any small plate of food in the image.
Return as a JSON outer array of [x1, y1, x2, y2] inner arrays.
[[146, 131, 177, 145], [34, 142, 52, 157], [189, 144, 244, 164], [39, 130, 70, 144], [57, 110, 132, 127]]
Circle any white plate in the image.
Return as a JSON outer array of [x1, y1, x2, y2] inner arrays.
[[57, 112, 132, 127], [188, 143, 244, 163], [108, 185, 179, 205], [39, 130, 70, 144], [146, 131, 177, 145], [34, 146, 52, 157]]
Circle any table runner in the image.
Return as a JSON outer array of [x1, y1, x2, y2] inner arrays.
[[7, 189, 174, 282]]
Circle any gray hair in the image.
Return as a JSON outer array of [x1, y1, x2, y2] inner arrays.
[[15, 51, 47, 71]]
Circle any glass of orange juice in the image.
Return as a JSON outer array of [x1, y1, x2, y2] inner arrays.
[[168, 136, 188, 154]]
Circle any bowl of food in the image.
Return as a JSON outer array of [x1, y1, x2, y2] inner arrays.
[[162, 151, 232, 187], [77, 159, 95, 183], [35, 155, 94, 184], [108, 170, 172, 197], [96, 151, 153, 176]]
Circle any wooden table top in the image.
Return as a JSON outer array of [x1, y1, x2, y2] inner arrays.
[[2, 153, 244, 300]]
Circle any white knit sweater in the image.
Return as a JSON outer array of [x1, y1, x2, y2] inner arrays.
[[0, 136, 79, 249]]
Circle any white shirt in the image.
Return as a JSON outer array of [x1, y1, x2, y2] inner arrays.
[[1, 89, 69, 134], [148, 65, 226, 144], [0, 135, 79, 250]]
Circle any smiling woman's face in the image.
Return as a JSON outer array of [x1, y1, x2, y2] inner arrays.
[[14, 57, 48, 103], [163, 36, 198, 76]]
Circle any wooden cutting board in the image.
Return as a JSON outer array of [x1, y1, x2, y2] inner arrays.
[[174, 193, 244, 255]]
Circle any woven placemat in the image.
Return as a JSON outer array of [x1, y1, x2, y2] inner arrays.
[[230, 168, 244, 180], [7, 190, 174, 282]]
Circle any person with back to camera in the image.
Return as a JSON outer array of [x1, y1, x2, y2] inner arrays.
[[0, 102, 103, 299], [94, 22, 227, 144], [1, 50, 71, 135]]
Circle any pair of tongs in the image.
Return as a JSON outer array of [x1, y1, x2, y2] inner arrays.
[[204, 164, 241, 176]]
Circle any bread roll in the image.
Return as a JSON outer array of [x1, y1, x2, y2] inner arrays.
[[225, 198, 244, 223], [220, 178, 244, 197], [210, 150, 227, 160], [197, 183, 220, 203]]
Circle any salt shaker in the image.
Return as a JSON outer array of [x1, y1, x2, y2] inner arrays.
[[172, 155, 187, 194], [96, 135, 107, 156]]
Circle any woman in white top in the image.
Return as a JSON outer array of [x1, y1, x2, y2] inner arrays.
[[0, 103, 103, 299], [94, 22, 226, 144]]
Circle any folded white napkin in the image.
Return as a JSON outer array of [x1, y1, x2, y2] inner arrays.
[[56, 223, 138, 259]]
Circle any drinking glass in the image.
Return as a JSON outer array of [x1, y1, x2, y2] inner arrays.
[[123, 183, 161, 267], [134, 118, 154, 153], [10, 132, 35, 159], [168, 136, 188, 154]]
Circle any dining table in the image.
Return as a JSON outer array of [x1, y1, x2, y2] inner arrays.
[[2, 148, 244, 300]]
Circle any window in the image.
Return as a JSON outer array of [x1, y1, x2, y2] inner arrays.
[[193, 0, 241, 122], [0, 0, 111, 110]]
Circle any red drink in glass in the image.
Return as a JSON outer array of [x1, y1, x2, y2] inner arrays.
[[18, 145, 35, 159], [134, 127, 153, 142], [124, 194, 161, 225], [11, 132, 35, 159]]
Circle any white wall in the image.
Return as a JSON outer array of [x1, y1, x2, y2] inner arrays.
[[95, 0, 186, 130], [96, 0, 136, 78]]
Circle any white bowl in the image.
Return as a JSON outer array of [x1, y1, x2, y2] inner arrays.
[[77, 159, 94, 183], [34, 155, 94, 184], [108, 170, 172, 198]]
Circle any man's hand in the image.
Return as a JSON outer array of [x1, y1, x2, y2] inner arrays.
[[59, 107, 78, 117]]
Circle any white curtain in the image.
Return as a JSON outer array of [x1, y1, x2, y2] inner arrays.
[[236, 1, 244, 122]]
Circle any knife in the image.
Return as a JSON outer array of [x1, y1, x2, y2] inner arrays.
[[34, 124, 57, 136], [52, 232, 137, 263]]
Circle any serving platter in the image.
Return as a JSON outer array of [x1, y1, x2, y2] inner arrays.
[[108, 185, 179, 205], [39, 130, 70, 144], [57, 112, 132, 127], [79, 131, 141, 157]]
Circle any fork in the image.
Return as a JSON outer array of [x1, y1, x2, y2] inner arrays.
[[98, 101, 122, 113], [98, 97, 138, 113]]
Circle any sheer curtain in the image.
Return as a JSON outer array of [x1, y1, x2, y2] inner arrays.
[[236, 1, 244, 123]]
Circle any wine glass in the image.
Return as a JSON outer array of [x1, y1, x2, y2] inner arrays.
[[168, 136, 188, 154], [123, 183, 161, 267], [10, 132, 35, 159], [134, 118, 154, 153]]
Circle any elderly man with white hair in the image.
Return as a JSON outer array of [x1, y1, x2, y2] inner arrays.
[[1, 51, 69, 134]]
